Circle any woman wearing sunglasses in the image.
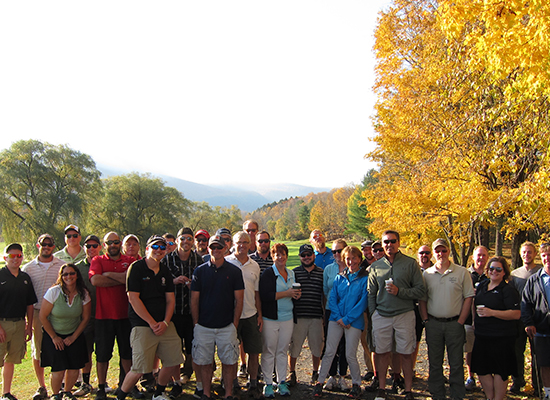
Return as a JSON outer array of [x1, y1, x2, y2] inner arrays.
[[39, 264, 91, 400], [471, 256, 521, 400]]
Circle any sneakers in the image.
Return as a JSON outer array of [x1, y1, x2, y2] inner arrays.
[[374, 388, 386, 400], [287, 371, 297, 387], [365, 376, 379, 392], [170, 383, 183, 399], [362, 371, 375, 381], [32, 387, 48, 400], [50, 395, 62, 400], [339, 377, 351, 391], [74, 383, 93, 397], [152, 393, 171, 400], [311, 371, 319, 384], [324, 376, 338, 391], [239, 364, 248, 378], [95, 388, 107, 400], [465, 377, 476, 390], [193, 388, 203, 399], [62, 392, 77, 400], [263, 384, 275, 399], [313, 383, 323, 397], [277, 381, 290, 396], [390, 375, 405, 394], [349, 384, 361, 398], [130, 386, 145, 399], [1, 393, 18, 400]]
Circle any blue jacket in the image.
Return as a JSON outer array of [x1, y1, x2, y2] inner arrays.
[[328, 267, 369, 330]]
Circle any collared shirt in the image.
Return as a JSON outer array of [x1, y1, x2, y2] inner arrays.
[[315, 248, 335, 270], [293, 264, 324, 319], [250, 251, 273, 274], [226, 254, 261, 319], [54, 246, 86, 264], [422, 263, 474, 318], [269, 264, 296, 322], [0, 267, 37, 318], [22, 257, 65, 309], [164, 250, 203, 315]]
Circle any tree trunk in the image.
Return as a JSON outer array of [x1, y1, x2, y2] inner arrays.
[[511, 230, 528, 270], [495, 217, 504, 256]]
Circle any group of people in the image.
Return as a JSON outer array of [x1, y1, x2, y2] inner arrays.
[[0, 222, 549, 400]]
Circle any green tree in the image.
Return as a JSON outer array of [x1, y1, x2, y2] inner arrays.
[[90, 173, 191, 245], [0, 140, 101, 247], [346, 170, 377, 239]]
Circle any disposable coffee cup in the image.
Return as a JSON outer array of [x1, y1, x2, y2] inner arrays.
[[292, 283, 301, 290], [385, 278, 393, 289], [476, 305, 485, 315]]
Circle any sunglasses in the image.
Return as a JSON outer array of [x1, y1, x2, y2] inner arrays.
[[434, 249, 448, 253], [66, 234, 79, 239], [300, 252, 313, 257], [40, 243, 55, 248], [246, 229, 258, 233], [180, 236, 194, 242], [489, 266, 503, 272], [419, 251, 431, 255], [166, 241, 175, 246], [222, 238, 231, 242], [62, 271, 76, 277], [105, 240, 121, 246], [210, 245, 224, 250], [332, 249, 343, 254], [6, 254, 23, 259], [151, 244, 167, 250], [196, 238, 208, 243], [373, 248, 384, 253], [258, 239, 270, 244], [383, 239, 398, 244], [85, 244, 99, 249]]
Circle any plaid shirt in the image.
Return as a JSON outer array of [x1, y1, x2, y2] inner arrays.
[[163, 250, 204, 315]]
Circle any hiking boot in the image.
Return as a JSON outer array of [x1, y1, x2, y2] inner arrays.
[[349, 384, 361, 398], [287, 371, 297, 387], [365, 376, 379, 392], [312, 383, 323, 397], [32, 387, 48, 400]]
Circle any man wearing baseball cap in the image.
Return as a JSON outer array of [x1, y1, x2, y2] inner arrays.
[[116, 236, 183, 400], [194, 230, 210, 258], [54, 224, 86, 264], [191, 235, 245, 400]]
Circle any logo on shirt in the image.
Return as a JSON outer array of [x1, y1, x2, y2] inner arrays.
[[161, 277, 166, 286], [142, 276, 151, 281], [0, 281, 5, 285]]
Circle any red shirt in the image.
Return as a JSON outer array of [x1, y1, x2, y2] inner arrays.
[[89, 254, 135, 320]]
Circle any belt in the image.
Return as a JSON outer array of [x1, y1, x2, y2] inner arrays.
[[0, 317, 24, 322], [428, 314, 459, 322]]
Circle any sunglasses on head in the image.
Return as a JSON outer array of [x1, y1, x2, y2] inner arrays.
[[85, 244, 99, 249], [6, 254, 23, 259], [489, 266, 503, 272], [258, 239, 270, 244], [151, 244, 167, 250], [332, 249, 343, 254], [383, 239, 398, 244], [66, 234, 79, 239], [105, 240, 121, 246]]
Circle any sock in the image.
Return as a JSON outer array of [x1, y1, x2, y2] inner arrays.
[[250, 379, 258, 388], [196, 382, 203, 391], [83, 373, 91, 385], [98, 383, 106, 391], [116, 389, 128, 400]]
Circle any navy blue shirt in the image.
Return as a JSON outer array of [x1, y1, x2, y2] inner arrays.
[[191, 260, 245, 328]]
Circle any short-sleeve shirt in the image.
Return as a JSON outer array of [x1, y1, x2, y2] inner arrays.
[[250, 252, 274, 274], [315, 249, 335, 270], [225, 254, 260, 319], [293, 264, 324, 319], [126, 259, 175, 327], [54, 246, 87, 264], [473, 279, 520, 337], [89, 254, 134, 320], [422, 263, 474, 318], [191, 260, 245, 329], [43, 285, 90, 335], [22, 257, 65, 310], [0, 268, 37, 318]]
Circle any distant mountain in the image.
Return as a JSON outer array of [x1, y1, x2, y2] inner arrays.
[[98, 165, 330, 211]]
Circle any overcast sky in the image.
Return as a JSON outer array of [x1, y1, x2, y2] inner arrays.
[[0, 1, 388, 189]]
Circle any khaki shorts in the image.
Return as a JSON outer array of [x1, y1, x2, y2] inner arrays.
[[289, 318, 324, 358], [464, 324, 475, 353], [192, 323, 239, 366], [130, 323, 184, 374], [371, 310, 416, 355], [0, 319, 27, 366], [31, 309, 43, 360]]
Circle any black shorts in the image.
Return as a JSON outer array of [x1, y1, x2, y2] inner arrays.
[[534, 335, 550, 367], [172, 313, 193, 354], [40, 330, 88, 372], [95, 319, 132, 362]]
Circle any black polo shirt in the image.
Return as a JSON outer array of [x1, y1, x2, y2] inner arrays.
[[126, 259, 175, 327], [191, 260, 244, 329], [0, 267, 37, 318]]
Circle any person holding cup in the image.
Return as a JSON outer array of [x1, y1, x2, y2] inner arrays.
[[259, 243, 301, 398], [471, 256, 521, 400]]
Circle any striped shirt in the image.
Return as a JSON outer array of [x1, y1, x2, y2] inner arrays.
[[293, 264, 325, 319], [22, 256, 65, 309], [250, 251, 274, 274]]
